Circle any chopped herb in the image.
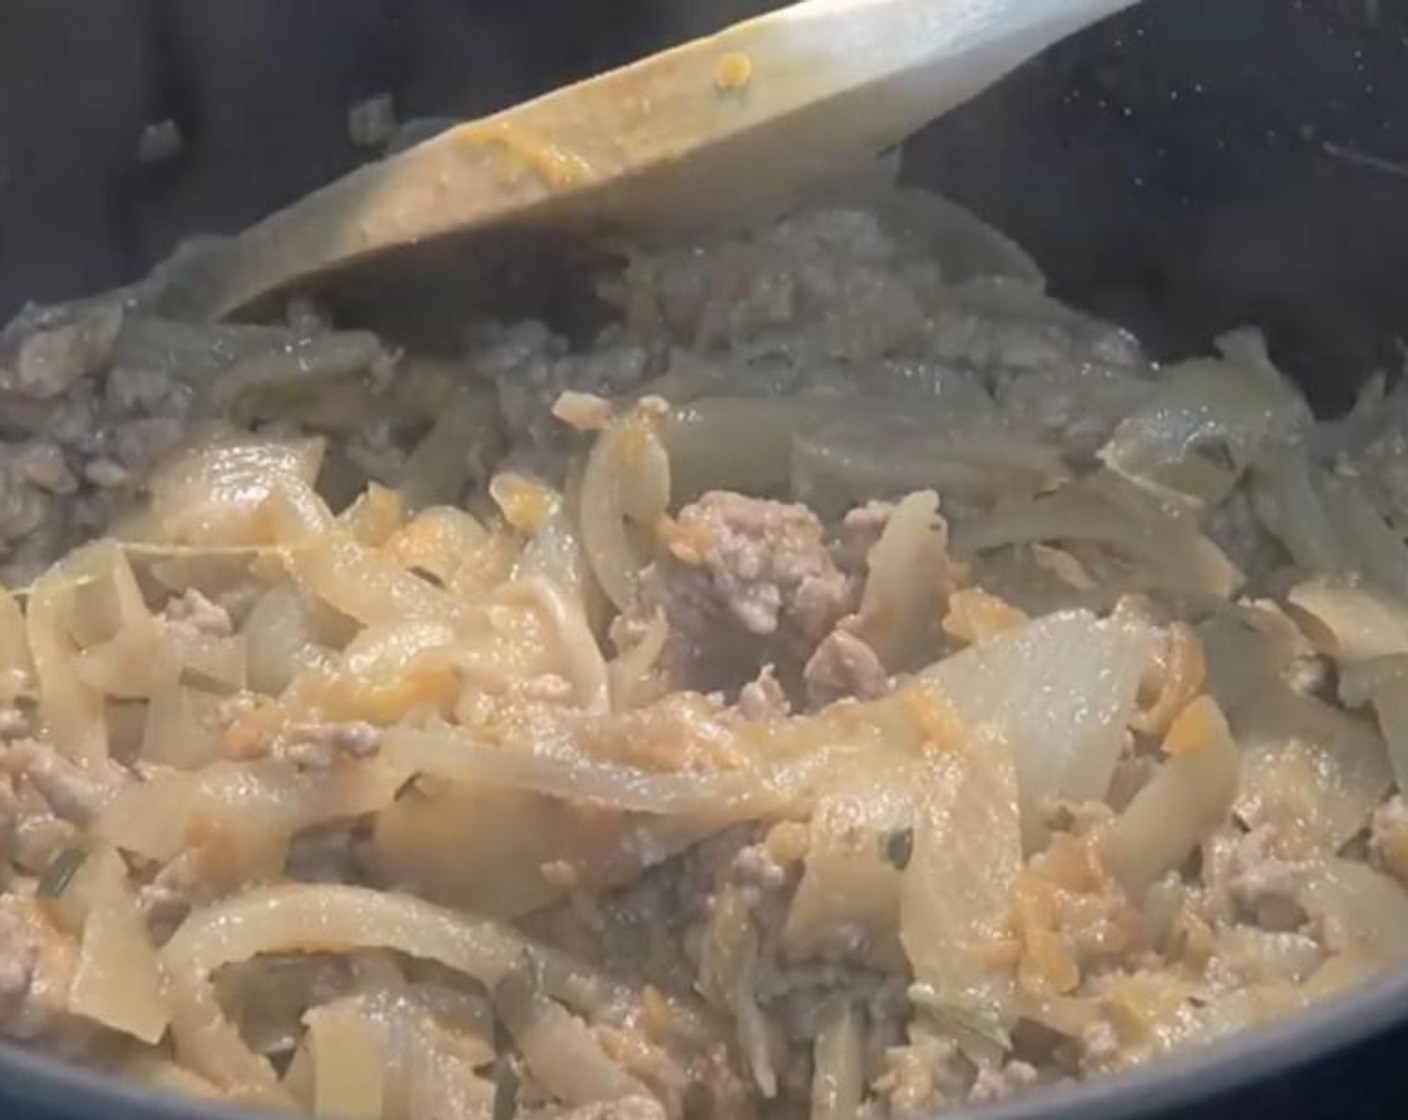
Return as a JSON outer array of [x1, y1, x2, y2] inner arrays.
[[881, 827, 915, 871], [394, 772, 424, 801], [491, 1052, 520, 1120], [37, 847, 88, 899], [908, 983, 1012, 1051]]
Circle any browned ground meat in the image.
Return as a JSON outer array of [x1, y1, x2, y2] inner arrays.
[[804, 628, 888, 708], [644, 492, 856, 696], [0, 895, 86, 1050]]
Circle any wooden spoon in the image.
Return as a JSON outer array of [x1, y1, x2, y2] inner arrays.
[[171, 0, 1137, 321]]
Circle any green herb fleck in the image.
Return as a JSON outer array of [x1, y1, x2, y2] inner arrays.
[[880, 827, 915, 871], [37, 847, 88, 899], [908, 984, 1012, 1051]]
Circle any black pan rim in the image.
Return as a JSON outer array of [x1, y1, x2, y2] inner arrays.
[[3, 961, 1408, 1120]]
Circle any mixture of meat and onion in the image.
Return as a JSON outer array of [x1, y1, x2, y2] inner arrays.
[[1, 188, 1407, 1120]]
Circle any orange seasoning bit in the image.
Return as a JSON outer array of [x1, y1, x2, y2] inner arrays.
[[1161, 694, 1227, 759], [222, 712, 270, 761], [941, 588, 1028, 646], [714, 51, 754, 94], [655, 515, 709, 565], [457, 122, 593, 191], [901, 683, 968, 755], [490, 472, 556, 535]]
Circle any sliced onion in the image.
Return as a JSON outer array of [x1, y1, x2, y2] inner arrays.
[[784, 757, 922, 970], [1103, 696, 1241, 900], [1300, 860, 1408, 963], [141, 663, 225, 770], [97, 759, 404, 865], [900, 721, 1021, 1028], [501, 578, 609, 713], [201, 331, 385, 419], [853, 490, 948, 669], [957, 472, 1240, 600], [1287, 574, 1408, 665], [125, 431, 332, 548], [243, 584, 337, 697], [381, 727, 777, 818], [0, 585, 32, 690], [303, 1000, 386, 1120], [68, 847, 172, 1044], [920, 610, 1155, 850], [811, 999, 865, 1120], [161, 884, 620, 1091], [285, 533, 472, 631], [379, 507, 489, 589], [1099, 352, 1305, 507], [1317, 472, 1408, 596], [660, 396, 819, 504], [1258, 447, 1347, 574], [27, 551, 110, 759], [1233, 687, 1391, 852], [494, 957, 647, 1106], [580, 409, 671, 610], [1340, 655, 1408, 794], [398, 387, 501, 512]]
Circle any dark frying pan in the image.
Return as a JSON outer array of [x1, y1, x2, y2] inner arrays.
[[1, 2, 1407, 1118]]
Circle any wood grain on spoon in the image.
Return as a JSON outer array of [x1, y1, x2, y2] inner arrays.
[[177, 0, 1137, 321]]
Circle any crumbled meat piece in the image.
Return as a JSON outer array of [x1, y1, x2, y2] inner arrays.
[[874, 1034, 969, 1115], [0, 447, 58, 549], [1371, 796, 1408, 885], [12, 792, 79, 875], [730, 842, 789, 907], [14, 444, 77, 495], [804, 628, 887, 707], [82, 458, 129, 489], [836, 501, 895, 572], [138, 852, 206, 939], [1282, 655, 1329, 696], [275, 722, 382, 770], [1228, 828, 1309, 932], [736, 665, 791, 720], [0, 299, 122, 399], [968, 1060, 1040, 1104], [1080, 1019, 1121, 1071], [552, 390, 613, 432], [0, 895, 84, 1047], [672, 492, 851, 637], [164, 588, 234, 639], [644, 492, 854, 692], [2, 740, 129, 827]]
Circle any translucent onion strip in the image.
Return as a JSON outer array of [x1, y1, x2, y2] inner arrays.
[[161, 885, 620, 1091], [502, 578, 609, 713], [1104, 697, 1241, 900], [580, 408, 671, 611], [68, 848, 172, 1044], [303, 1000, 385, 1120], [493, 958, 647, 1106], [810, 1000, 865, 1120], [382, 727, 778, 818], [1341, 654, 1408, 793]]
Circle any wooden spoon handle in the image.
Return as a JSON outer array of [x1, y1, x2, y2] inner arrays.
[[174, 0, 1136, 321]]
